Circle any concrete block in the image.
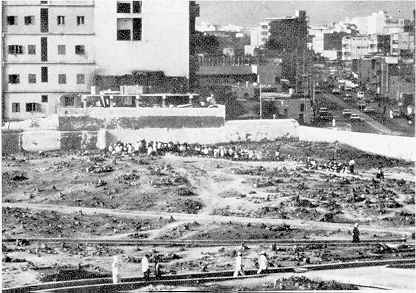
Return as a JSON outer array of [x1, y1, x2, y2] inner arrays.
[[21, 131, 61, 152]]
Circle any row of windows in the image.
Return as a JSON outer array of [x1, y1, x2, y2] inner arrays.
[[8, 45, 85, 55], [7, 15, 85, 25], [8, 73, 85, 84], [7, 15, 85, 26], [12, 101, 47, 113]]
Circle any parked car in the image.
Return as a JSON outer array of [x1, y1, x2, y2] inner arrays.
[[357, 92, 365, 99], [392, 109, 402, 118], [342, 108, 353, 116], [315, 87, 322, 93], [343, 94, 353, 102], [318, 107, 328, 114], [332, 88, 341, 95], [319, 112, 334, 121], [350, 113, 364, 121], [357, 100, 366, 108], [363, 106, 375, 113]]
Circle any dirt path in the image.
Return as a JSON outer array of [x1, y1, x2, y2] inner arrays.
[[4, 202, 414, 237]]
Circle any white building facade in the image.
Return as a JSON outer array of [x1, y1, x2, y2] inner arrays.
[[342, 35, 378, 61], [2, 0, 192, 121]]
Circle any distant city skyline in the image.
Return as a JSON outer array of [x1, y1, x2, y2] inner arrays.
[[197, 0, 415, 27]]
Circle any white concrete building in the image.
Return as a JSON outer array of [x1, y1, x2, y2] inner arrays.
[[350, 11, 389, 35], [390, 32, 415, 56], [2, 0, 194, 121], [3, 0, 95, 120], [342, 35, 378, 61], [244, 27, 261, 55]]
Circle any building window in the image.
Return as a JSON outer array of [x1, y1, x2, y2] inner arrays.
[[58, 74, 67, 84], [41, 95, 48, 103], [12, 103, 20, 113], [24, 16, 35, 25], [28, 45, 36, 54], [28, 74, 36, 84], [41, 37, 48, 61], [58, 45, 66, 55], [8, 45, 24, 54], [26, 103, 41, 112], [57, 16, 65, 25], [132, 18, 142, 41], [9, 75, 20, 84], [117, 30, 131, 41], [41, 8, 48, 32], [133, 1, 142, 13], [7, 16, 17, 25], [64, 96, 75, 107], [77, 74, 85, 84], [41, 67, 48, 82], [117, 2, 131, 13], [75, 45, 85, 55], [77, 16, 85, 25]]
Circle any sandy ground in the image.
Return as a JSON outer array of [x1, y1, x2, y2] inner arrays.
[[2, 140, 415, 290]]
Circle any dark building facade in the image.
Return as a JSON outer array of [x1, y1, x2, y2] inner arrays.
[[267, 11, 308, 90], [268, 10, 308, 53]]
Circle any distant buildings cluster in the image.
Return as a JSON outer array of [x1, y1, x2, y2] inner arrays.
[[2, 1, 414, 123]]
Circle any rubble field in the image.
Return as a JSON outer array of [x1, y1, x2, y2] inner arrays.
[[2, 139, 415, 289]]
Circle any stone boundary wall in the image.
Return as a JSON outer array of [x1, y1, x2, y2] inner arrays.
[[2, 121, 415, 162], [299, 126, 416, 162], [58, 106, 226, 131], [225, 119, 299, 142]]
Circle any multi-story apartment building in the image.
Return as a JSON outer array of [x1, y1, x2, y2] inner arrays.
[[255, 10, 308, 52], [3, 0, 96, 120], [2, 0, 198, 121], [390, 32, 415, 57], [350, 11, 389, 35], [342, 35, 379, 61]]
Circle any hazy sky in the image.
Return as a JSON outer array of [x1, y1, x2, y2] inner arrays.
[[197, 0, 415, 27]]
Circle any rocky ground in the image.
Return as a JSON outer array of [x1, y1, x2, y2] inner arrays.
[[2, 139, 415, 289]]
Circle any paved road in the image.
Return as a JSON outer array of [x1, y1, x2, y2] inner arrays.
[[322, 93, 403, 136]]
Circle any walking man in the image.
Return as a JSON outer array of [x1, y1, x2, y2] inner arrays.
[[112, 255, 121, 284], [257, 251, 268, 274], [349, 159, 355, 174], [352, 223, 360, 243], [142, 253, 150, 280], [233, 252, 245, 277]]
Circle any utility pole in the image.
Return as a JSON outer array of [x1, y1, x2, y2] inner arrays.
[[258, 74, 262, 120]]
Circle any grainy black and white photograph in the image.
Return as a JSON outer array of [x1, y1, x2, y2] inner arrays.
[[1, 0, 415, 291]]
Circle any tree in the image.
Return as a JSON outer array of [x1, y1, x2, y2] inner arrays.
[[191, 32, 220, 55]]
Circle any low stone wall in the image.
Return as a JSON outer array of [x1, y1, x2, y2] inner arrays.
[[299, 126, 416, 161], [58, 106, 226, 131], [225, 119, 299, 142]]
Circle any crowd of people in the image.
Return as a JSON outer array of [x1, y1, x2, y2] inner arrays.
[[105, 140, 366, 177], [305, 157, 356, 174], [106, 139, 283, 162]]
